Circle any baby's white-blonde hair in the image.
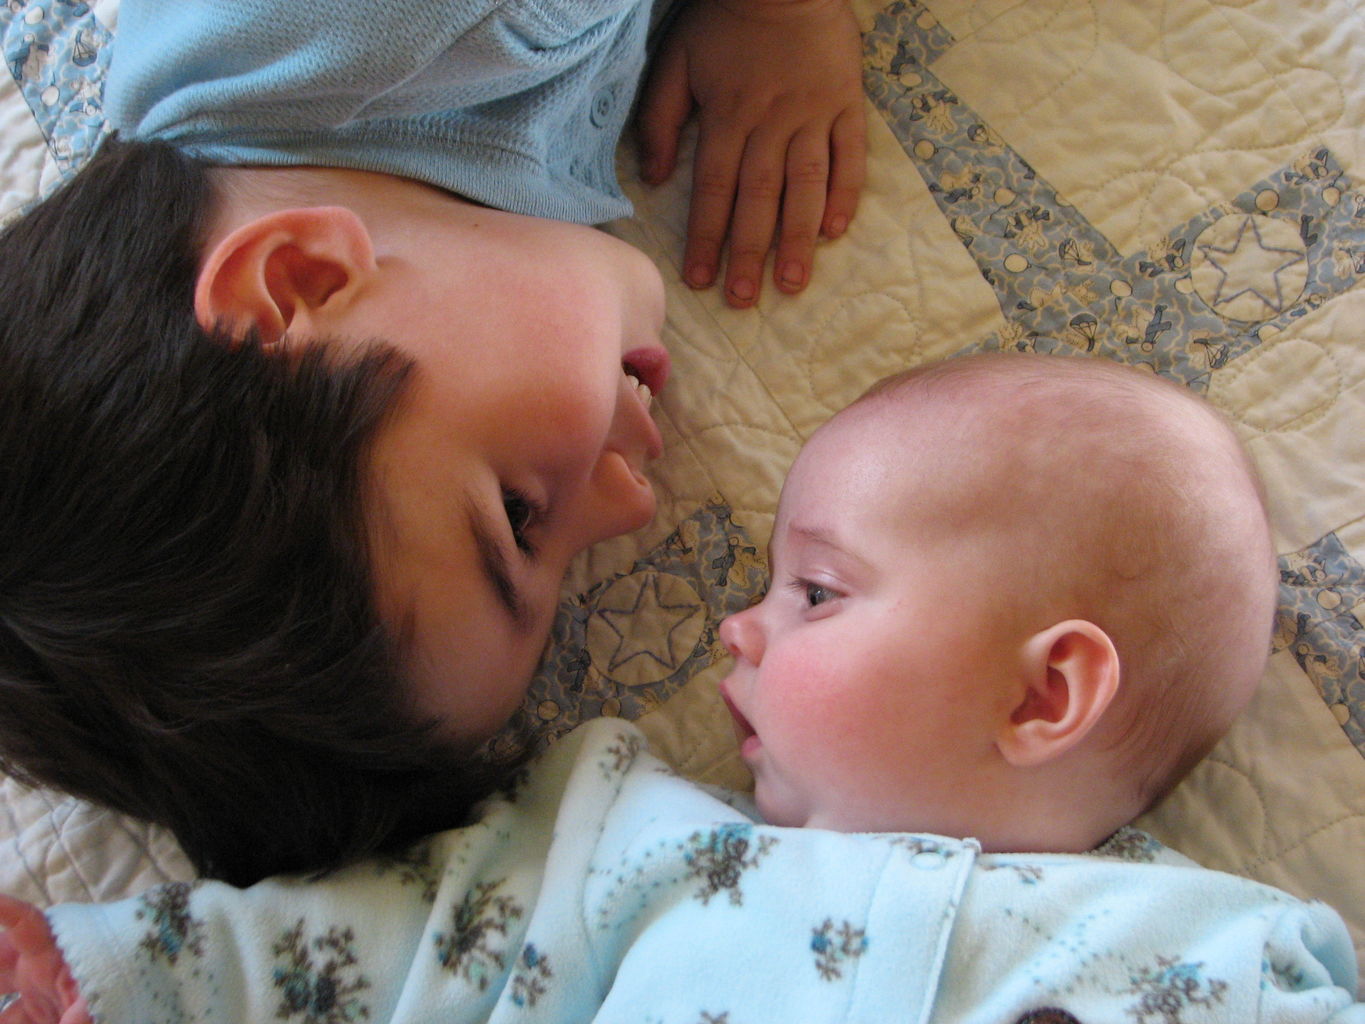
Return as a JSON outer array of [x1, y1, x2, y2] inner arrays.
[[854, 352, 1279, 812]]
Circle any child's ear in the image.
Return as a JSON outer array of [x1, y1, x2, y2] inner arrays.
[[193, 206, 376, 345], [997, 619, 1120, 768]]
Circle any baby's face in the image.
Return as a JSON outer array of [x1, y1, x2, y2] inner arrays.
[[718, 406, 1017, 834], [352, 208, 670, 749]]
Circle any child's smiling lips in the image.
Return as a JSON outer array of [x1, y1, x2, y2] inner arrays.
[[621, 344, 669, 461], [624, 344, 670, 398]]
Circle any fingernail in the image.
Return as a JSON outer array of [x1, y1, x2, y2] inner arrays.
[[779, 262, 805, 290], [686, 263, 712, 288], [728, 277, 756, 303], [826, 214, 848, 238]]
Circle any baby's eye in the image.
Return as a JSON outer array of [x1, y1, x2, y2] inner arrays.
[[783, 576, 840, 610], [804, 583, 834, 607], [502, 489, 539, 555]]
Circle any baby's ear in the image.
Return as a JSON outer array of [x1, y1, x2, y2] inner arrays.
[[194, 206, 376, 345], [996, 619, 1120, 768]]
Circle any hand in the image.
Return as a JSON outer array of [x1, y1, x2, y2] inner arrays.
[[0, 897, 90, 1024], [636, 0, 866, 308]]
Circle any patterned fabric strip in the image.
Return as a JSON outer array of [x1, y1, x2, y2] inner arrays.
[[2, 0, 110, 180]]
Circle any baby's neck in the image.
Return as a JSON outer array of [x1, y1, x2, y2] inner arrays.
[[964, 765, 1144, 855]]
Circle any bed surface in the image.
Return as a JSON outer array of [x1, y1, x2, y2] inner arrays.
[[2, 0, 1362, 991]]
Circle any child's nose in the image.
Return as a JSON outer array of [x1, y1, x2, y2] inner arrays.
[[719, 606, 764, 664]]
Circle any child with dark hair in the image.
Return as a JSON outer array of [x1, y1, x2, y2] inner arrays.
[[0, 0, 866, 886], [0, 354, 1361, 1023]]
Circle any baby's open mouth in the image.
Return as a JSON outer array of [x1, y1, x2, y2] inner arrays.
[[720, 686, 757, 749]]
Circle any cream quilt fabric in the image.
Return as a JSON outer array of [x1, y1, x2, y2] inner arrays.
[[1, 0, 1362, 993]]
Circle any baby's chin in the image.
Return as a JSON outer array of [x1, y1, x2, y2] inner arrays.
[[754, 788, 814, 830], [770, 799, 926, 836]]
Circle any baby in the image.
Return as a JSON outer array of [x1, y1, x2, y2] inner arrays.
[[717, 351, 1280, 852], [3, 354, 1360, 1023]]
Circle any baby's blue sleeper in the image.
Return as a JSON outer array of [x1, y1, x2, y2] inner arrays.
[[48, 719, 1363, 1023]]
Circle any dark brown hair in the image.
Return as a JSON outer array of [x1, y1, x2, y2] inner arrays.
[[0, 138, 506, 885]]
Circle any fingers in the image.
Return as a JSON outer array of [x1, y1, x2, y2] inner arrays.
[[681, 118, 743, 295], [648, 0, 865, 306], [822, 104, 867, 240], [634, 39, 691, 187], [718, 127, 788, 308], [771, 124, 833, 297], [685, 118, 817, 309], [688, 112, 864, 309]]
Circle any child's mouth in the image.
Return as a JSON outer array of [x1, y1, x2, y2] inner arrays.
[[625, 371, 653, 408], [623, 345, 670, 403]]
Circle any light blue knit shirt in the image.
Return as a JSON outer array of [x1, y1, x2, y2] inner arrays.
[[104, 0, 652, 223]]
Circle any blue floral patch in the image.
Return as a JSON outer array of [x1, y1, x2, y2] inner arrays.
[[1, 0, 110, 180], [272, 920, 372, 1024], [811, 918, 869, 981], [682, 823, 778, 907], [509, 943, 553, 1008], [134, 882, 205, 967], [1122, 956, 1228, 1023], [433, 879, 524, 992], [1278, 533, 1365, 754]]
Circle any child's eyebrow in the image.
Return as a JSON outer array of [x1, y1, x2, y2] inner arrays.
[[465, 501, 533, 632]]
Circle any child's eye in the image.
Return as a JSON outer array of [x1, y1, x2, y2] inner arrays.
[[502, 489, 541, 555]]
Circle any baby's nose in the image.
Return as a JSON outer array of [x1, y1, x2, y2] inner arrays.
[[718, 606, 764, 664]]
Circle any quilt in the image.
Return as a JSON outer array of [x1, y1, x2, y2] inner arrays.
[[1, 0, 1363, 995]]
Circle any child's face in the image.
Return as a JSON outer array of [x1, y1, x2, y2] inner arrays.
[[718, 405, 1017, 835], [352, 209, 671, 748]]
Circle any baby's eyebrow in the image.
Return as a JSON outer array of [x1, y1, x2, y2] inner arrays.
[[790, 523, 837, 546], [465, 501, 533, 632], [783, 522, 874, 574], [787, 523, 848, 554]]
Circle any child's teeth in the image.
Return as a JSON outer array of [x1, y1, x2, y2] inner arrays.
[[626, 373, 652, 407]]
